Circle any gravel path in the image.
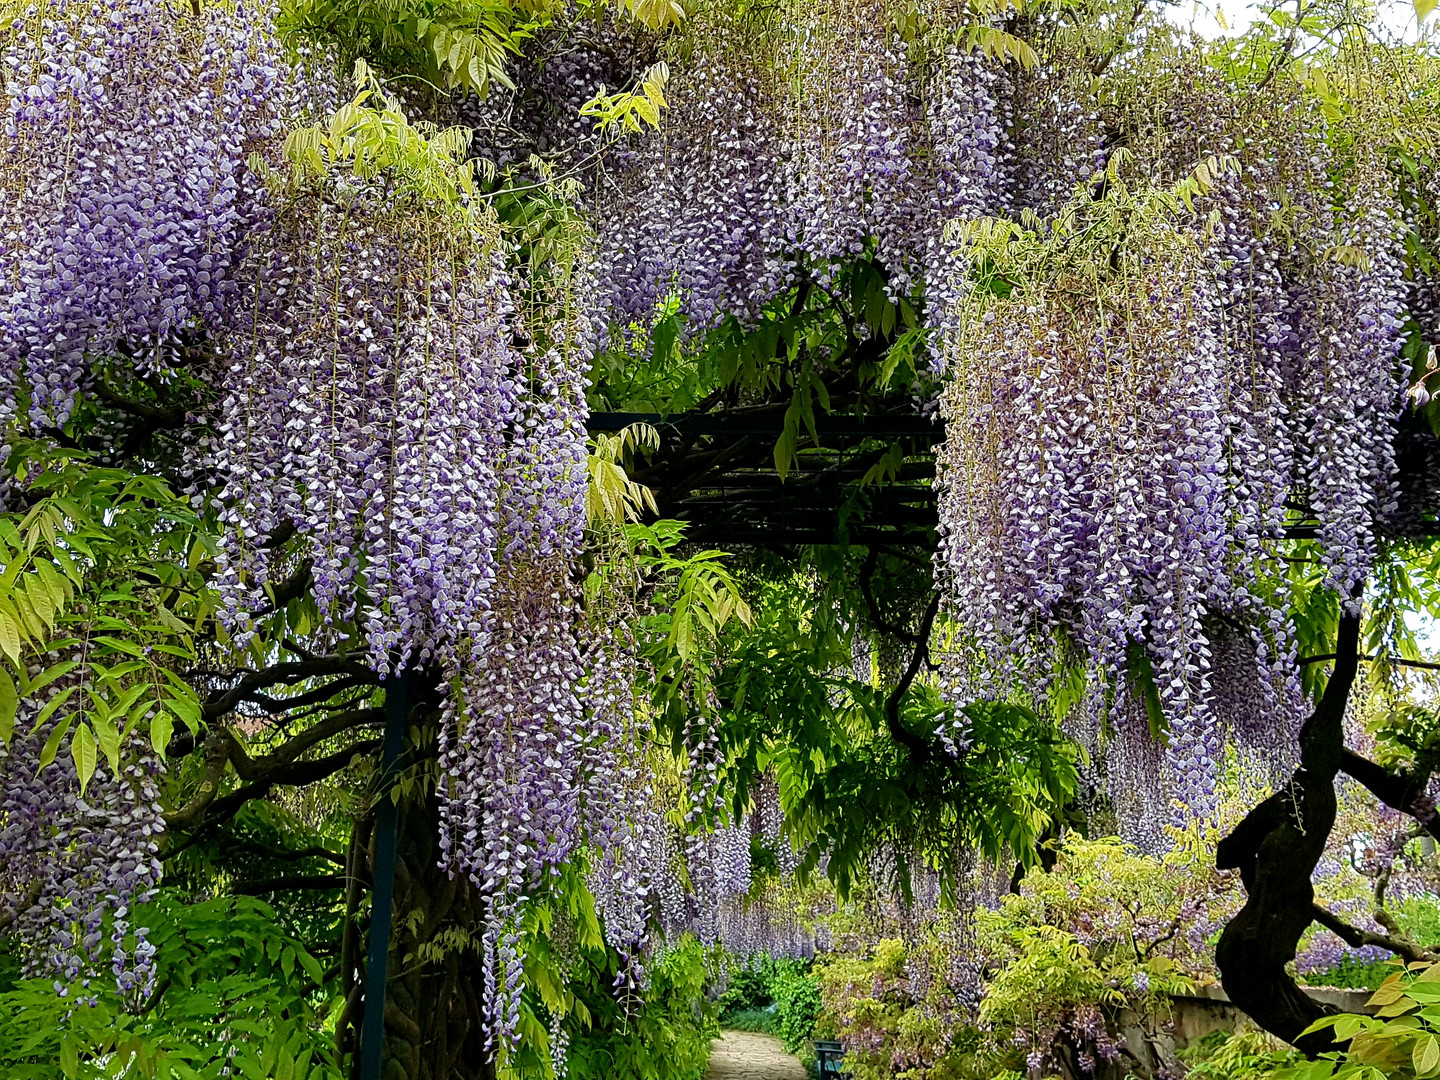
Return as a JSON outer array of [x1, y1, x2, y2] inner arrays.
[[705, 1031, 809, 1080]]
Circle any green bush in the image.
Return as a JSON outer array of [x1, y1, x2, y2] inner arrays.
[[719, 954, 813, 1020], [0, 892, 341, 1080], [567, 936, 720, 1080], [725, 1007, 781, 1036], [772, 971, 823, 1055], [816, 834, 1224, 1080], [1179, 1029, 1301, 1080]]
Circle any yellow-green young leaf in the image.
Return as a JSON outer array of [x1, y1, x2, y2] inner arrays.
[[150, 710, 175, 757], [33, 683, 78, 733], [0, 611, 22, 664], [167, 690, 203, 731], [24, 574, 55, 628], [71, 723, 97, 793], [0, 666, 15, 745], [12, 590, 46, 642], [1377, 998, 1418, 1017], [1416, 1035, 1440, 1076], [671, 610, 694, 660], [1298, 1017, 1345, 1038], [627, 0, 686, 30], [93, 712, 122, 772], [1417, 0, 1437, 23], [29, 659, 78, 696]]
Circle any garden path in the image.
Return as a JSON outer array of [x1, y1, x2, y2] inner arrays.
[[705, 1031, 808, 1080]]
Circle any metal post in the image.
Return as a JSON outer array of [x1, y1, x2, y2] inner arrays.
[[360, 675, 407, 1080]]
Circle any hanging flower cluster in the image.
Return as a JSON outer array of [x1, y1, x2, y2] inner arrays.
[[205, 69, 606, 1050], [483, 0, 1100, 336], [0, 0, 287, 433], [932, 67, 1413, 826], [0, 656, 163, 996], [0, 0, 291, 989]]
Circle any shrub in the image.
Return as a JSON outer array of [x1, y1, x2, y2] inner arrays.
[[815, 832, 1230, 1080], [1180, 1029, 1302, 1080], [567, 936, 720, 1080], [0, 892, 341, 1080], [726, 1007, 781, 1036], [1284, 960, 1440, 1080], [773, 970, 823, 1054], [720, 954, 813, 1019]]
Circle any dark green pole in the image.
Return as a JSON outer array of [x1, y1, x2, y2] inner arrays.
[[360, 674, 407, 1080]]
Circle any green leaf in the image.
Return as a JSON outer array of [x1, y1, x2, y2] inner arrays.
[[59, 1033, 78, 1079], [37, 711, 73, 770], [1416, 1034, 1440, 1076], [168, 689, 203, 732], [0, 611, 22, 664], [1417, 0, 1436, 22], [71, 722, 97, 793], [33, 682, 78, 733], [0, 665, 16, 745], [148, 710, 174, 759], [94, 635, 146, 657], [93, 710, 122, 772]]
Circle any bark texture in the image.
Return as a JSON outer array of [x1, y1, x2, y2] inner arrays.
[[1215, 613, 1361, 1053], [341, 791, 495, 1080]]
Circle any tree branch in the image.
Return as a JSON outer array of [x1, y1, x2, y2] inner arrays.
[[1216, 610, 1362, 1053], [257, 559, 314, 615], [228, 708, 384, 783], [164, 730, 233, 830], [858, 548, 928, 646], [1311, 903, 1435, 964], [230, 839, 348, 867], [242, 677, 371, 718], [1299, 653, 1440, 672], [1338, 749, 1438, 840], [204, 657, 372, 719], [884, 593, 941, 758], [165, 738, 382, 837]]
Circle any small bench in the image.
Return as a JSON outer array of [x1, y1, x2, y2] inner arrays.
[[814, 1040, 845, 1078]]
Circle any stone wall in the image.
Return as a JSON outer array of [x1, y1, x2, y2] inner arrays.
[[1100, 985, 1374, 1080]]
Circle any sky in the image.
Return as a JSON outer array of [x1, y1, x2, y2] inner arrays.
[[1166, 0, 1433, 42]]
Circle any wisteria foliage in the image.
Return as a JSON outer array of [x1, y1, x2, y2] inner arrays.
[[1, 0, 1438, 1063]]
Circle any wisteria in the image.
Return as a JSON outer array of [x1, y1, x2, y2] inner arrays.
[[932, 82, 1412, 829], [0, 657, 162, 996], [2, 0, 1439, 1068], [0, 0, 287, 434], [0, 0, 286, 992]]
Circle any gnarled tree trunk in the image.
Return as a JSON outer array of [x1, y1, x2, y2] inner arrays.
[[339, 701, 495, 1080], [1214, 613, 1360, 1053]]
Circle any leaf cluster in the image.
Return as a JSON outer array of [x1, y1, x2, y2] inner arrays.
[[0, 444, 211, 791], [0, 893, 340, 1080], [276, 0, 559, 98], [1290, 962, 1440, 1080]]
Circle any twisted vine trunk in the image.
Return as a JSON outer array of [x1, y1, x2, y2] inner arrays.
[[338, 706, 495, 1080], [1214, 613, 1361, 1053]]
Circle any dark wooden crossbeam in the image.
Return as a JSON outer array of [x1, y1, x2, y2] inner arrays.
[[587, 409, 944, 547], [585, 409, 1440, 550]]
